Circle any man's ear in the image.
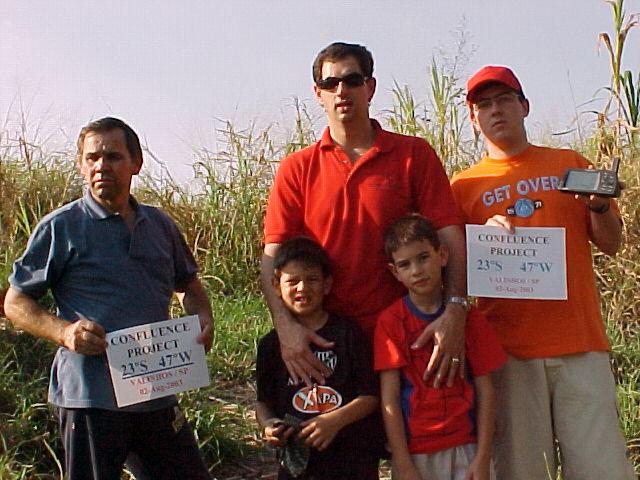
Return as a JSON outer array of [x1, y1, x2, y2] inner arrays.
[[77, 155, 85, 175], [522, 98, 530, 117], [132, 155, 143, 175], [314, 85, 325, 109], [469, 106, 478, 127], [366, 77, 377, 103]]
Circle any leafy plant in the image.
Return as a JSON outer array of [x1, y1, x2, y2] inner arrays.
[[620, 69, 640, 147], [598, 0, 639, 151]]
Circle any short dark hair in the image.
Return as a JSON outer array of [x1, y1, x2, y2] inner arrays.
[[312, 42, 374, 84], [384, 214, 441, 261], [76, 117, 143, 163], [274, 237, 331, 277]]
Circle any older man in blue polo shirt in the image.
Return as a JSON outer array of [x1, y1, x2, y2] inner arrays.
[[3, 117, 213, 480]]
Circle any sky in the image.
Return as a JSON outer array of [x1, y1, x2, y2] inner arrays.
[[1, 1, 638, 181]]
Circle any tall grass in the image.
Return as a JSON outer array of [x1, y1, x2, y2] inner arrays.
[[1, 107, 638, 478], [138, 107, 316, 298], [599, 0, 639, 151], [385, 58, 480, 173], [593, 10, 639, 467], [137, 122, 277, 296], [0, 9, 638, 477]]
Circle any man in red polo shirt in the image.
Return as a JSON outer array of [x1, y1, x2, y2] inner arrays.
[[261, 42, 467, 389]]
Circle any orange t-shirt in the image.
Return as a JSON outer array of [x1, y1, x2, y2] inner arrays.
[[451, 145, 615, 358]]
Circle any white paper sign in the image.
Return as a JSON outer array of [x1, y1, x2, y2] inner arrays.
[[105, 315, 210, 407], [466, 225, 567, 300]]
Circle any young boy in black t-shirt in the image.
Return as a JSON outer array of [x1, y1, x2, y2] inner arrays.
[[256, 237, 380, 479]]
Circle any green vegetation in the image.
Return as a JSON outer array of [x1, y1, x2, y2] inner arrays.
[[0, 2, 638, 477]]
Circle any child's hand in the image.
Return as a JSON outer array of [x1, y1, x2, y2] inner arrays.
[[465, 456, 490, 480], [263, 418, 294, 446], [298, 413, 342, 451]]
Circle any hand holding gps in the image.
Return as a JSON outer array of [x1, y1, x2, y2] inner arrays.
[[558, 157, 621, 198]]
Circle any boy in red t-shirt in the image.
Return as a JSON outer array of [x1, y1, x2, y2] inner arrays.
[[375, 214, 506, 480]]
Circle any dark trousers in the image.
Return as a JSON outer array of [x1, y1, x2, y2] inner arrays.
[[56, 405, 210, 480], [277, 456, 380, 480]]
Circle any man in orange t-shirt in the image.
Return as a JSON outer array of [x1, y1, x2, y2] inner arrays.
[[451, 66, 634, 480], [261, 42, 467, 392]]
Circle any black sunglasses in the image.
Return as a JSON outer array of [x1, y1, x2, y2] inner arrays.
[[316, 72, 368, 90]]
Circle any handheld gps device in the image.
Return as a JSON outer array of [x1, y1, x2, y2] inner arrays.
[[558, 157, 621, 198]]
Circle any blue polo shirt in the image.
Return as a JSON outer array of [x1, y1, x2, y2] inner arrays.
[[9, 192, 199, 411]]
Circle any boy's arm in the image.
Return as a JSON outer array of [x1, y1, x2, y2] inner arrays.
[[255, 400, 279, 430], [256, 400, 292, 446], [298, 394, 378, 451], [465, 374, 496, 480], [380, 369, 422, 480]]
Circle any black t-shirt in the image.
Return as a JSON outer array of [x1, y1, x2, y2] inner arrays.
[[256, 314, 381, 478]]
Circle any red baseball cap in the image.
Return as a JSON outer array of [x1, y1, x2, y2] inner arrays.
[[467, 66, 524, 102]]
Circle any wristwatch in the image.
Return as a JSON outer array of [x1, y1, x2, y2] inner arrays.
[[447, 296, 469, 311], [588, 201, 610, 214]]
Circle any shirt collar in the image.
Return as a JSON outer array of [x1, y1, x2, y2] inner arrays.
[[319, 119, 395, 154], [82, 190, 144, 222], [403, 295, 445, 323]]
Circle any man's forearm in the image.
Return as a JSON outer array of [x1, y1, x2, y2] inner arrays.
[[180, 276, 214, 352], [181, 277, 213, 321], [438, 225, 467, 298], [418, 224, 467, 384], [4, 286, 69, 346], [260, 248, 294, 331], [589, 203, 622, 256]]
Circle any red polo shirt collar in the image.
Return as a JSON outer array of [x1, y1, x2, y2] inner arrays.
[[319, 119, 395, 156]]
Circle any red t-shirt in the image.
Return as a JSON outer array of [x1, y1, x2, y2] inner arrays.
[[264, 120, 461, 333], [374, 299, 506, 454]]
